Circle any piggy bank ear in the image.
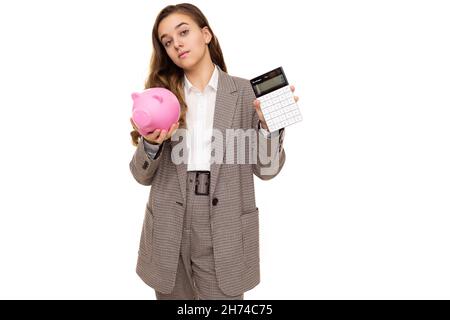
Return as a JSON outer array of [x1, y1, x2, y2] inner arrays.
[[131, 92, 140, 100], [152, 95, 163, 104]]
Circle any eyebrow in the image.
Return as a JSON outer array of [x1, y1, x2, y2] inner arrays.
[[159, 22, 189, 42]]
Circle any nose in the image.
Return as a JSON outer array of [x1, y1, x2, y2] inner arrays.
[[173, 38, 184, 51]]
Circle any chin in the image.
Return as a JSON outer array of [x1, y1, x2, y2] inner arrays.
[[177, 59, 198, 71]]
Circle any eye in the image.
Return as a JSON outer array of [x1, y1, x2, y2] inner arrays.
[[163, 30, 188, 47]]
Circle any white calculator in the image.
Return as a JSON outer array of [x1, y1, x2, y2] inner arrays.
[[250, 66, 302, 132]]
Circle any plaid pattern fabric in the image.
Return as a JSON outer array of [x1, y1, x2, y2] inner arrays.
[[130, 66, 286, 296], [154, 171, 244, 300]]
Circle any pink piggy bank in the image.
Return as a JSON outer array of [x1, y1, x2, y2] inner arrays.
[[131, 87, 180, 136]]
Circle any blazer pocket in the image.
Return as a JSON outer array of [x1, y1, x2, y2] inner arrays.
[[138, 204, 154, 263], [240, 207, 260, 270]]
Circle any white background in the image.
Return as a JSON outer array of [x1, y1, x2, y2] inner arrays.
[[0, 0, 449, 299]]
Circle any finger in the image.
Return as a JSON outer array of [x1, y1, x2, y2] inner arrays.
[[165, 124, 176, 139], [290, 85, 295, 92], [157, 129, 167, 143], [252, 100, 265, 120], [167, 122, 180, 138], [294, 96, 299, 103], [145, 129, 161, 141], [254, 100, 264, 116], [258, 115, 266, 124], [255, 108, 265, 123]]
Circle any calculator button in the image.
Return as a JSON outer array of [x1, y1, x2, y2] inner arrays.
[[257, 84, 301, 131]]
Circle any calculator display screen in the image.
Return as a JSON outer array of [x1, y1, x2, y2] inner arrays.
[[254, 74, 286, 95], [250, 67, 289, 97]]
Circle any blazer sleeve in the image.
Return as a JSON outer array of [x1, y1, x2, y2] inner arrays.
[[247, 85, 287, 180], [143, 138, 163, 159], [129, 137, 167, 186]]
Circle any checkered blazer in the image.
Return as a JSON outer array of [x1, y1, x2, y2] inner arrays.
[[129, 66, 286, 296]]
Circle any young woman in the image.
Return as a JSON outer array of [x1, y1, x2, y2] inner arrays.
[[129, 3, 298, 300]]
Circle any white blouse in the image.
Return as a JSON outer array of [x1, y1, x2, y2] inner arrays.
[[183, 64, 219, 171]]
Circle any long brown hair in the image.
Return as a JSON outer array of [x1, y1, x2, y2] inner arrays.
[[130, 3, 227, 146]]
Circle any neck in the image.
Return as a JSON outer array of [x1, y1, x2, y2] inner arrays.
[[184, 56, 215, 92]]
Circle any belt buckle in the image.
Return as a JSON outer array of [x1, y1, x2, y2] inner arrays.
[[195, 171, 210, 196]]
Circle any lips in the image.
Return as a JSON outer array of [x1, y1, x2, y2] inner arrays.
[[178, 51, 189, 58]]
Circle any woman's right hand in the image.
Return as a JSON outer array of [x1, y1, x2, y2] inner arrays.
[[130, 117, 180, 145]]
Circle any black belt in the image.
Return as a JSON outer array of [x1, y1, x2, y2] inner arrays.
[[191, 170, 210, 196]]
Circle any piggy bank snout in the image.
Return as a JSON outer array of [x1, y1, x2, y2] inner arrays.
[[132, 110, 151, 130]]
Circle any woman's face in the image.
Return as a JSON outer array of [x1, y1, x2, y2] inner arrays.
[[157, 13, 212, 70]]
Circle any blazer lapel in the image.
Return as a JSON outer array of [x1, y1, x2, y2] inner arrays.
[[170, 65, 238, 204]]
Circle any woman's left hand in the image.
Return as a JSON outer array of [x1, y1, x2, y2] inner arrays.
[[253, 85, 299, 130]]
